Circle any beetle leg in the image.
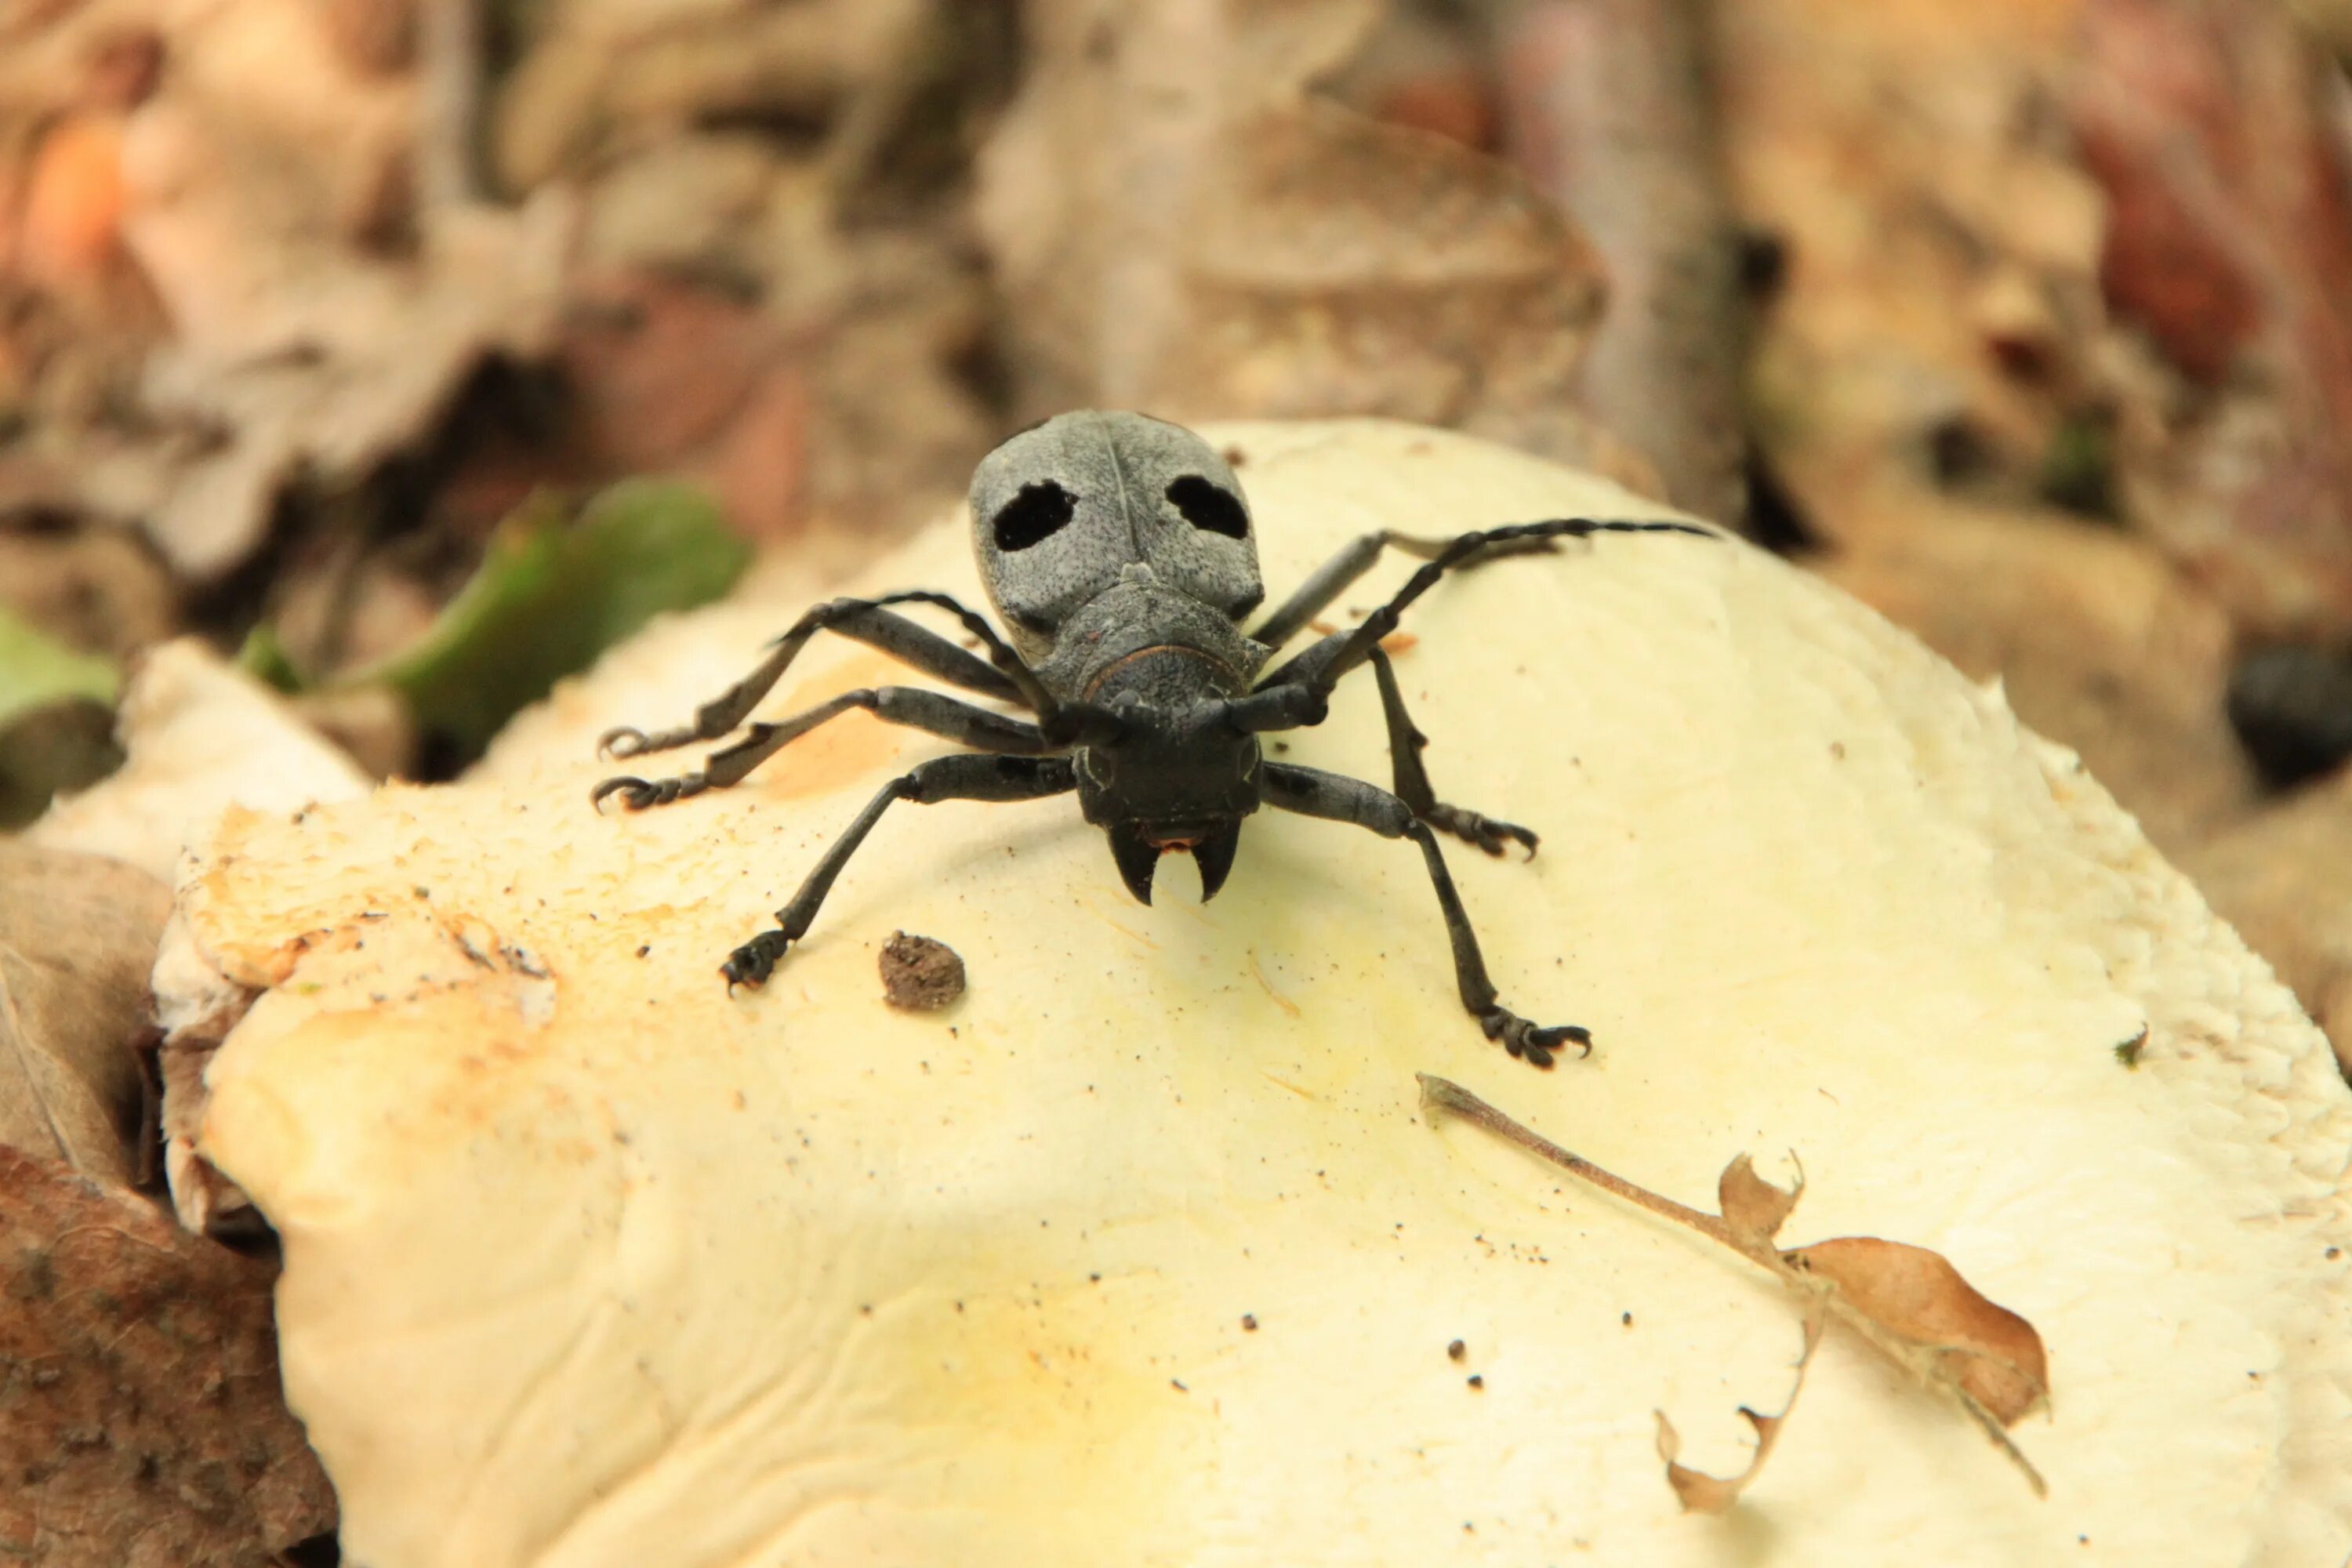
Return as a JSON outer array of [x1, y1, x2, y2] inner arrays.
[[1367, 646, 1537, 858], [721, 753, 1077, 989], [1258, 761, 1589, 1069], [1252, 517, 1717, 693], [598, 595, 1034, 762], [1249, 528, 1563, 654], [593, 688, 1054, 811]]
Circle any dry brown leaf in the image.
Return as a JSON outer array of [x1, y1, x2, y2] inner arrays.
[[0, 529, 178, 664], [2070, 0, 2352, 639], [1717, 1150, 1802, 1246], [0, 0, 570, 580], [1718, 0, 2107, 545], [1420, 1074, 2051, 1498], [1655, 1307, 1827, 1514], [975, 0, 1637, 480], [1788, 1236, 2052, 1425], [0, 1145, 334, 1564], [0, 841, 170, 1185]]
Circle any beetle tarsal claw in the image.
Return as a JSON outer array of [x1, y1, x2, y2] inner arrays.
[[597, 726, 649, 760], [722, 931, 793, 991], [591, 775, 652, 811], [1422, 804, 1540, 859], [1481, 1011, 1592, 1069]]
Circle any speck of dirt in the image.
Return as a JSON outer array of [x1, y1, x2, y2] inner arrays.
[[1221, 445, 1249, 467], [1621, 1312, 1634, 1327], [880, 931, 966, 1011], [1446, 1338, 1465, 1362], [1242, 1313, 1258, 1332], [1465, 1374, 1484, 1390]]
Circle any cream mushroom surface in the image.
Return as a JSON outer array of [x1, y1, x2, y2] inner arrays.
[[174, 420, 2352, 1566]]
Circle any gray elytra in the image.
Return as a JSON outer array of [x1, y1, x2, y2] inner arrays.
[[593, 411, 1718, 1069]]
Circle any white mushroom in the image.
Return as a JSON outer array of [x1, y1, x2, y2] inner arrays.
[[172, 420, 2352, 1566]]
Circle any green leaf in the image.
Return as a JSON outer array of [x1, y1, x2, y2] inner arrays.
[[234, 623, 307, 695], [0, 609, 118, 731], [351, 481, 750, 757], [0, 612, 122, 826]]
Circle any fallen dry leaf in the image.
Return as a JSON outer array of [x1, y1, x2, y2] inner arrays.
[[0, 1145, 334, 1565], [2070, 0, 2352, 639], [1717, 1149, 1802, 1244], [975, 0, 1647, 484], [1419, 1075, 2052, 1497], [0, 528, 178, 664], [0, 841, 170, 1186], [1719, 0, 2107, 543], [1, 0, 572, 581], [1787, 1236, 2049, 1426], [1655, 1306, 1826, 1514]]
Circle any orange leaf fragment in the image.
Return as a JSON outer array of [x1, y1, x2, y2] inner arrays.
[[21, 116, 129, 285]]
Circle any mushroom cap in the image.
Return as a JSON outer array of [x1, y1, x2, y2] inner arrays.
[[180, 420, 2352, 1566]]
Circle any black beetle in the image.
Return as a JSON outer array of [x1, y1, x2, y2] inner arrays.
[[594, 412, 1715, 1066]]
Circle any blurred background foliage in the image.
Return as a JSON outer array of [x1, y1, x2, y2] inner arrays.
[[2, 0, 2350, 1075]]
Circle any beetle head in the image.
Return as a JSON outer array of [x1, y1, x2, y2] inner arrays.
[[1075, 702, 1260, 906]]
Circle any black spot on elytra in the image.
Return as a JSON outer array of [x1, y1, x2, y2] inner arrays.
[[1167, 475, 1248, 539], [993, 481, 1076, 550]]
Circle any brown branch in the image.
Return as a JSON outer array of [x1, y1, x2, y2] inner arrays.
[[1496, 0, 1751, 526]]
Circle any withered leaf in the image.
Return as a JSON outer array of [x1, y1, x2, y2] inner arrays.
[[1717, 1151, 1802, 1246], [1786, 1236, 2050, 1425], [0, 842, 171, 1185], [1419, 1075, 2051, 1500], [1655, 1307, 1826, 1514], [975, 0, 1620, 471], [0, 1146, 335, 1564]]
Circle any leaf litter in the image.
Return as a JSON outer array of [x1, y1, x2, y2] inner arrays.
[[1418, 1074, 2050, 1510], [0, 842, 170, 1189]]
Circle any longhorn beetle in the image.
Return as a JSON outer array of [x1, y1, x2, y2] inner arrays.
[[593, 412, 1717, 1068]]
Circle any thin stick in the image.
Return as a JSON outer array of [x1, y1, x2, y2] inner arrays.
[[1418, 1073, 1759, 1258]]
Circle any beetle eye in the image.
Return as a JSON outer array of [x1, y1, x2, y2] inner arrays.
[[993, 481, 1077, 550], [1166, 475, 1248, 539]]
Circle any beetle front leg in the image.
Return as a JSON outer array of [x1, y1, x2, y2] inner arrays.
[[723, 753, 1076, 989], [598, 594, 1034, 763], [1259, 761, 1588, 1069], [1367, 646, 1537, 859], [593, 688, 1054, 811]]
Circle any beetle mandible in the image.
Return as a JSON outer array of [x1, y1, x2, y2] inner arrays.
[[592, 411, 1717, 1068]]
